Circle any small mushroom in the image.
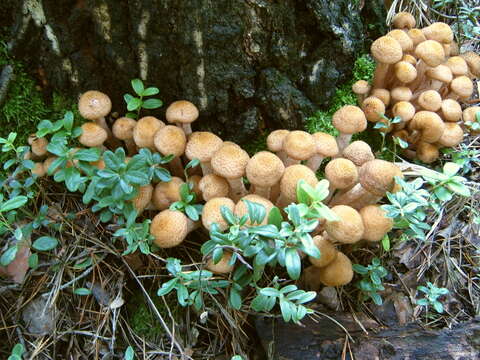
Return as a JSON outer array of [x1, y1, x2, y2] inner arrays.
[[387, 29, 414, 53], [112, 117, 137, 155], [308, 235, 338, 268], [246, 151, 285, 199], [370, 89, 391, 107], [342, 141, 375, 167], [391, 87, 413, 104], [133, 116, 165, 150], [332, 105, 367, 152], [206, 251, 234, 274], [28, 135, 49, 158], [306, 132, 339, 172], [165, 100, 199, 135], [361, 96, 386, 123], [416, 90, 442, 112], [392, 101, 416, 129], [318, 252, 354, 287], [392, 12, 416, 30], [154, 125, 187, 178], [276, 165, 318, 208], [78, 90, 116, 145], [325, 158, 358, 197], [198, 174, 229, 201], [460, 51, 480, 78], [79, 122, 108, 148], [132, 184, 154, 214], [440, 99, 462, 122], [352, 80, 371, 105], [325, 205, 364, 244], [447, 76, 473, 101], [266, 130, 290, 164], [446, 56, 469, 77], [360, 205, 393, 242], [31, 162, 46, 177], [152, 177, 184, 210], [422, 22, 453, 44], [150, 209, 197, 248], [407, 28, 426, 47], [185, 131, 223, 175], [202, 197, 235, 232], [370, 36, 403, 89], [424, 65, 452, 92], [436, 123, 463, 148], [282, 131, 316, 166], [408, 111, 445, 143], [416, 142, 439, 163]]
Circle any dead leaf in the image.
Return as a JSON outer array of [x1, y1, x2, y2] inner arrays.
[[22, 296, 56, 336], [0, 245, 30, 283]]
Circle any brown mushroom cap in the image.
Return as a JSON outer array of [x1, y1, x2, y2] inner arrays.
[[267, 130, 290, 152], [132, 184, 154, 213], [391, 87, 413, 103], [198, 174, 229, 201], [283, 131, 316, 161], [202, 197, 235, 231], [426, 64, 453, 84], [30, 136, 49, 157], [416, 142, 439, 163], [408, 28, 426, 47], [371, 89, 391, 106], [153, 125, 186, 157], [325, 205, 364, 244], [318, 252, 353, 287], [152, 177, 184, 210], [410, 111, 445, 143], [78, 90, 112, 120], [31, 162, 46, 177], [361, 97, 385, 122], [392, 12, 416, 29], [402, 54, 418, 66], [418, 90, 442, 111], [333, 105, 368, 132], [392, 101, 415, 122], [446, 56, 469, 76], [165, 100, 199, 125], [309, 235, 337, 268], [450, 76, 473, 99], [388, 29, 414, 52], [312, 132, 339, 158], [441, 99, 462, 122], [463, 106, 480, 123], [234, 194, 274, 226], [112, 117, 137, 140], [437, 123, 463, 147], [79, 122, 108, 147], [415, 40, 445, 67], [150, 209, 189, 248], [185, 131, 223, 162], [371, 36, 403, 64], [325, 159, 358, 190], [422, 22, 454, 44], [206, 251, 234, 274], [394, 61, 417, 83], [133, 116, 165, 150], [460, 51, 480, 77], [211, 144, 250, 180], [342, 141, 375, 167], [359, 160, 402, 196], [360, 205, 393, 242], [352, 80, 371, 97], [280, 165, 318, 203], [246, 151, 285, 188]]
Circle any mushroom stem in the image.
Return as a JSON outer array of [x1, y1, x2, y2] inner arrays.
[[408, 61, 428, 92], [372, 62, 390, 89], [253, 185, 271, 199], [181, 123, 193, 136], [186, 218, 200, 233], [336, 133, 352, 153], [124, 139, 138, 156], [306, 155, 324, 172], [227, 178, 248, 201], [276, 150, 288, 164], [329, 183, 380, 209], [275, 193, 291, 209], [284, 157, 300, 166], [169, 157, 185, 178], [200, 161, 213, 175]]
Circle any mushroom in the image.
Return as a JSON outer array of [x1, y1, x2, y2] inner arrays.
[[392, 12, 416, 30], [436, 123, 463, 148], [28, 135, 49, 158], [318, 252, 354, 287], [387, 29, 414, 53], [202, 197, 236, 232], [361, 96, 386, 122], [112, 117, 137, 155], [424, 65, 452, 92], [152, 177, 184, 210], [165, 100, 199, 135], [402, 54, 418, 66], [276, 165, 317, 208], [198, 174, 230, 201], [150, 209, 197, 248], [390, 86, 413, 104], [234, 194, 274, 226], [392, 101, 416, 129], [460, 51, 480, 78], [133, 116, 165, 150], [309, 235, 337, 268], [31, 162, 46, 177], [206, 251, 234, 274], [306, 132, 339, 172], [408, 111, 445, 143], [266, 129, 290, 164], [446, 56, 469, 77], [282, 131, 316, 166], [78, 90, 116, 144], [360, 205, 393, 242], [411, 40, 445, 91], [371, 89, 391, 107], [79, 122, 108, 148], [211, 144, 250, 201], [422, 22, 453, 44], [370, 36, 403, 89], [447, 76, 473, 101], [246, 151, 285, 199], [332, 105, 367, 152], [463, 106, 480, 134], [416, 90, 442, 112], [325, 159, 358, 197], [441, 99, 462, 122], [393, 61, 417, 86], [407, 28, 426, 47], [416, 142, 439, 163], [185, 131, 223, 175], [352, 80, 371, 105], [132, 184, 154, 213], [342, 141, 375, 167], [154, 125, 187, 178], [324, 205, 364, 244]]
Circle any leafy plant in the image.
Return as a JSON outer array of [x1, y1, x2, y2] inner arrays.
[[124, 346, 134, 360], [442, 143, 480, 175], [124, 79, 163, 119], [169, 159, 203, 221], [7, 343, 25, 360], [416, 282, 449, 314], [374, 114, 408, 158], [353, 258, 388, 305]]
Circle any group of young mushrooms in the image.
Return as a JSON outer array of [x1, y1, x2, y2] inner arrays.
[[352, 12, 480, 163]]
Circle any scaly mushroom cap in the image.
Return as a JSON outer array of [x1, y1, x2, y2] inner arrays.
[[78, 90, 112, 120], [267, 130, 290, 152], [450, 76, 473, 99], [391, 87, 413, 103], [318, 252, 354, 287], [352, 80, 371, 97], [165, 100, 199, 125], [312, 132, 339, 158], [133, 116, 165, 150], [132, 184, 154, 212], [441, 99, 462, 122], [185, 131, 223, 162], [422, 22, 453, 44], [392, 101, 415, 122], [394, 61, 417, 83], [280, 165, 318, 203], [387, 29, 413, 52], [360, 205, 393, 242], [198, 174, 229, 201], [361, 97, 385, 122], [463, 106, 480, 123], [342, 141, 375, 167], [371, 89, 391, 106], [211, 144, 250, 180], [333, 105, 368, 132], [325, 159, 358, 190], [410, 111, 445, 143], [150, 210, 189, 248], [283, 131, 316, 161], [460, 51, 480, 77], [152, 177, 184, 210], [246, 151, 285, 188], [370, 36, 403, 64], [402, 54, 418, 66], [153, 125, 186, 157], [418, 90, 442, 112], [446, 56, 469, 76], [437, 123, 463, 147], [417, 142, 439, 163], [407, 28, 426, 47], [31, 162, 46, 177], [309, 235, 337, 268], [392, 12, 416, 29], [234, 194, 274, 226], [206, 251, 234, 274], [415, 40, 445, 67], [113, 117, 137, 140], [30, 136, 49, 157], [426, 64, 453, 84], [79, 122, 108, 147], [202, 197, 235, 231], [325, 205, 364, 244], [359, 160, 402, 196]]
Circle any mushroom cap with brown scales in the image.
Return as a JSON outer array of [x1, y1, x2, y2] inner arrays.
[[391, 87, 412, 103], [185, 131, 224, 162], [246, 151, 285, 188], [282, 131, 316, 161], [318, 252, 354, 287], [446, 56, 469, 77], [280, 165, 318, 204], [371, 89, 391, 106], [211, 143, 250, 180], [309, 235, 337, 268], [165, 100, 199, 126], [361, 97, 385, 122], [441, 99, 462, 122], [416, 142, 439, 163], [463, 106, 480, 124], [437, 123, 463, 147], [460, 51, 480, 77], [409, 111, 445, 143], [312, 132, 339, 158], [422, 22, 454, 44], [30, 136, 49, 157], [426, 65, 453, 84], [370, 36, 403, 64], [31, 162, 46, 177], [342, 141, 375, 167], [392, 12, 416, 29], [402, 54, 418, 66], [132, 184, 154, 213], [267, 130, 290, 153], [407, 28, 426, 47], [360, 205, 393, 242], [359, 160, 402, 197], [152, 177, 184, 210], [153, 125, 186, 157], [234, 194, 274, 226], [78, 90, 112, 120], [394, 61, 417, 83], [325, 205, 364, 244], [332, 106, 367, 135], [392, 101, 416, 122], [206, 251, 234, 274], [133, 116, 165, 150], [202, 197, 235, 232], [79, 122, 108, 147], [387, 29, 414, 52], [418, 90, 442, 112], [198, 174, 229, 201], [415, 40, 445, 67], [112, 117, 137, 140], [352, 80, 371, 97], [325, 159, 358, 190], [150, 209, 190, 248], [450, 76, 473, 99]]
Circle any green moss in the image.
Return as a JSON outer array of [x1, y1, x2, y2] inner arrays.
[[243, 132, 268, 156]]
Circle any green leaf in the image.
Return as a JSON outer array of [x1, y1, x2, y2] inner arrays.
[[220, 205, 237, 225], [229, 287, 242, 310], [433, 301, 444, 313], [267, 207, 283, 229], [0, 196, 28, 212], [74, 288, 92, 296], [260, 287, 280, 297], [212, 247, 224, 264], [127, 97, 142, 111], [142, 98, 163, 109], [32, 236, 59, 251], [157, 279, 178, 296], [12, 343, 25, 356], [443, 162, 461, 176], [142, 87, 159, 96], [124, 346, 135, 360], [446, 181, 470, 197], [296, 180, 311, 205], [285, 248, 301, 280], [0, 246, 18, 266], [63, 111, 74, 131], [185, 158, 200, 170], [185, 205, 199, 221], [131, 79, 144, 96], [370, 292, 383, 305], [381, 234, 390, 251], [28, 253, 39, 269], [352, 264, 368, 275], [73, 148, 101, 162]]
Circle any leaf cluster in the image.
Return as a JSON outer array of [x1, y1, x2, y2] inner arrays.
[[124, 79, 163, 119], [416, 281, 449, 313], [353, 258, 388, 305]]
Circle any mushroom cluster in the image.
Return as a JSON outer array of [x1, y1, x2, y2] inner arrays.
[[352, 12, 480, 163]]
